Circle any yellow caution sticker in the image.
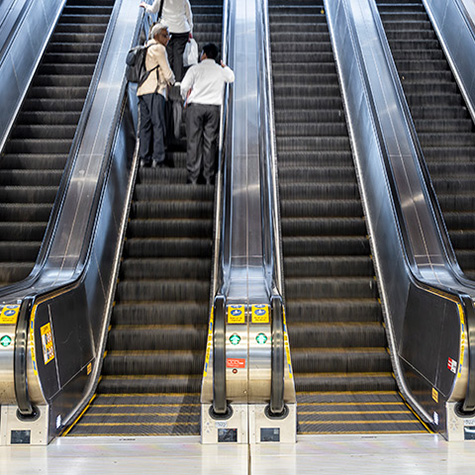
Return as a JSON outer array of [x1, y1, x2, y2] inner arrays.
[[251, 304, 269, 324], [40, 322, 55, 365], [203, 307, 214, 377], [30, 307, 37, 376], [282, 307, 293, 379], [227, 305, 245, 324], [0, 305, 20, 325], [432, 388, 439, 403], [87, 362, 92, 375], [458, 303, 465, 378]]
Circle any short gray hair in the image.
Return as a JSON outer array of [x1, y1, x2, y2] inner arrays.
[[151, 22, 168, 39]]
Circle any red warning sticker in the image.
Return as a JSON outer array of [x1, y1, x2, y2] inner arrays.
[[226, 358, 246, 369], [447, 357, 457, 374]]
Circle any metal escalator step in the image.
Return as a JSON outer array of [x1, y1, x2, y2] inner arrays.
[[282, 217, 366, 236], [281, 199, 363, 217], [134, 183, 213, 201], [0, 241, 41, 261], [112, 302, 209, 326], [11, 125, 77, 140], [0, 204, 52, 221], [291, 348, 391, 373], [131, 201, 213, 219], [128, 219, 212, 238], [97, 375, 202, 394], [124, 238, 211, 258], [107, 325, 207, 351], [116, 280, 210, 302], [0, 223, 47, 240], [103, 350, 205, 375], [0, 263, 34, 284], [284, 256, 373, 277], [294, 373, 397, 392], [284, 277, 378, 299], [280, 183, 360, 200], [286, 299, 382, 323], [0, 186, 58, 202], [121, 258, 211, 280], [283, 236, 370, 256], [0, 170, 62, 186]]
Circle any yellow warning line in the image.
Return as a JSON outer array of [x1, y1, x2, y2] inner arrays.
[[98, 392, 199, 397], [299, 420, 422, 425], [298, 401, 404, 406], [398, 391, 433, 434], [93, 403, 200, 408], [78, 422, 197, 426], [297, 390, 397, 395], [66, 433, 199, 437], [302, 430, 427, 435], [62, 393, 98, 437], [83, 412, 200, 417], [299, 410, 410, 415]]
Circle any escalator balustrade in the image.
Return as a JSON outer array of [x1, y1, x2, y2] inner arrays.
[[0, 0, 115, 287], [376, 0, 475, 280]]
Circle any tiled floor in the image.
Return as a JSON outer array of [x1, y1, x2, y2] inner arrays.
[[1, 434, 475, 474]]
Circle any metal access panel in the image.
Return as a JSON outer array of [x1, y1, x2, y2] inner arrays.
[[0, 404, 49, 446], [249, 403, 297, 444], [201, 404, 248, 444]]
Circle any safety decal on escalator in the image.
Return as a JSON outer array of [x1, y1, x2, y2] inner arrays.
[[251, 304, 269, 324], [203, 308, 214, 378], [40, 322, 55, 365], [226, 358, 246, 369], [0, 305, 20, 325], [227, 305, 245, 324], [282, 308, 293, 379]]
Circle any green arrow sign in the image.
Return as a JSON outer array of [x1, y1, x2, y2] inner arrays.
[[229, 333, 241, 345], [256, 333, 268, 345], [0, 335, 12, 348]]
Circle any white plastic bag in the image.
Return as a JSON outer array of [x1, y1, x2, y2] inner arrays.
[[183, 38, 198, 67]]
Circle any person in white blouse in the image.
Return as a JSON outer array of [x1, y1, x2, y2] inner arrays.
[[139, 0, 193, 82], [180, 43, 235, 185], [137, 23, 175, 168]]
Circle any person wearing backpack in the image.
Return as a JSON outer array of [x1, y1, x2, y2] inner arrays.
[[139, 0, 193, 82], [137, 22, 175, 168]]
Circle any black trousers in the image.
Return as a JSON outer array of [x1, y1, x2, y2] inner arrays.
[[167, 32, 189, 82], [138, 93, 166, 165], [185, 103, 220, 183]]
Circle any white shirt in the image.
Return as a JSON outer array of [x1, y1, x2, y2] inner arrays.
[[180, 59, 235, 107], [144, 0, 193, 33]]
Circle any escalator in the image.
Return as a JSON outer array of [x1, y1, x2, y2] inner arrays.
[[376, 0, 475, 281], [268, 0, 428, 434], [66, 0, 223, 437], [0, 0, 115, 287]]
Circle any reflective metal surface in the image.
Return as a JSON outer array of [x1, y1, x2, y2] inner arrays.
[[325, 0, 475, 438], [423, 0, 475, 125], [0, 0, 66, 153]]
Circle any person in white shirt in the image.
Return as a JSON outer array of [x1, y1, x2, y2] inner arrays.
[[137, 23, 175, 168], [180, 43, 235, 184], [139, 0, 193, 82]]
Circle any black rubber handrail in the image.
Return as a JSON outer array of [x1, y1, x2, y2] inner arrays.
[[269, 294, 285, 415], [212, 295, 227, 415], [13, 296, 35, 417], [462, 297, 475, 412]]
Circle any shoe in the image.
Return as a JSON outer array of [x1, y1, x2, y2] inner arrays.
[[139, 158, 151, 167], [186, 178, 197, 184], [152, 160, 166, 168]]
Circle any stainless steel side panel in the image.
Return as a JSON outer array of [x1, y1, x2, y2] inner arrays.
[[423, 0, 475, 124], [0, 0, 66, 153]]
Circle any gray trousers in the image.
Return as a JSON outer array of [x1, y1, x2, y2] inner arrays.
[[185, 103, 220, 183], [138, 93, 166, 165]]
